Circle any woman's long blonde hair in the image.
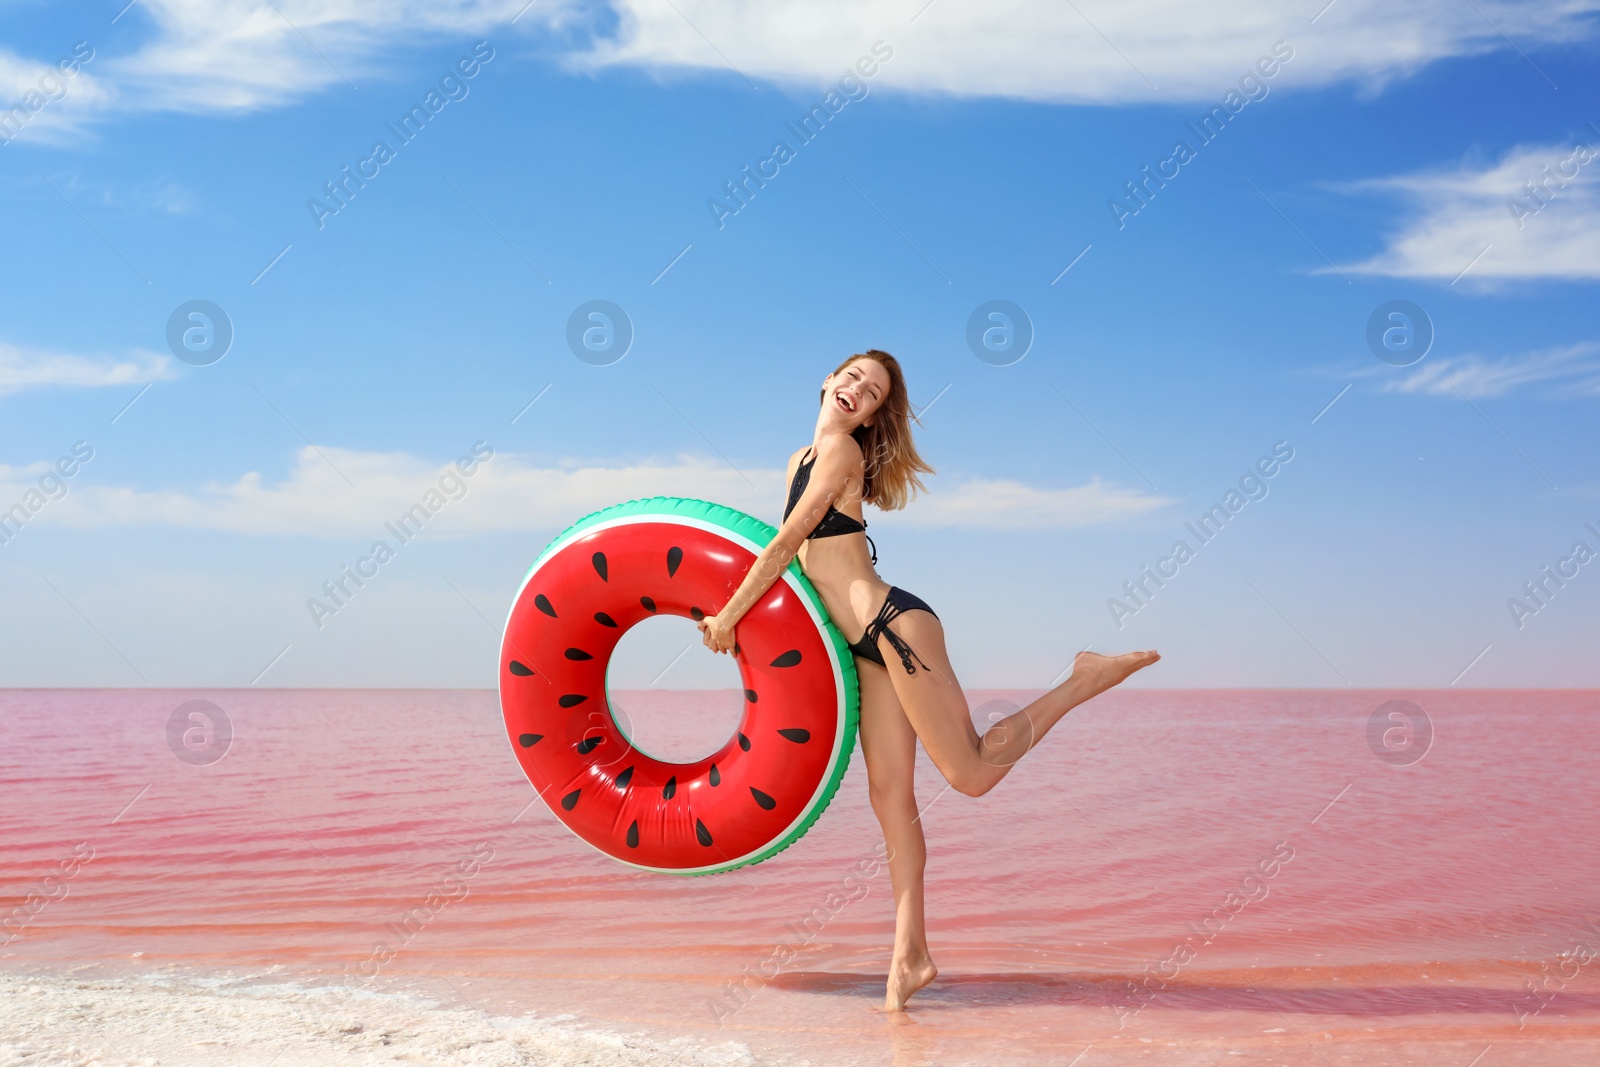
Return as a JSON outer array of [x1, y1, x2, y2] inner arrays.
[[820, 349, 934, 511]]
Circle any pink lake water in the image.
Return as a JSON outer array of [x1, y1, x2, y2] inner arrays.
[[2, 688, 1598, 1066]]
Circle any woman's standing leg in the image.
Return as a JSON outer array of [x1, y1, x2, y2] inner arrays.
[[856, 656, 940, 1012]]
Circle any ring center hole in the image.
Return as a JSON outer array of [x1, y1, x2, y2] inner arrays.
[[606, 614, 746, 764]]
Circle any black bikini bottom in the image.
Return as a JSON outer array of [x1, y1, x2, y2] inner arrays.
[[846, 586, 938, 675]]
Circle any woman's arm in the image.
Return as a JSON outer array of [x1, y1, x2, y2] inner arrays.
[[698, 437, 863, 653]]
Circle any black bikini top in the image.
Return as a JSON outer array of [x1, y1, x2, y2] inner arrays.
[[783, 447, 878, 564]]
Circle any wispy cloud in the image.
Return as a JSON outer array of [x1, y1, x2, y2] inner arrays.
[[1334, 141, 1600, 282], [0, 342, 178, 396], [106, 0, 535, 113], [0, 48, 116, 145], [2, 0, 1595, 127], [10, 446, 1169, 536], [872, 476, 1171, 530], [1377, 343, 1600, 398], [40, 174, 199, 215]]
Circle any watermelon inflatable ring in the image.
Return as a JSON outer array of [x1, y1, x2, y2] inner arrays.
[[499, 497, 860, 875]]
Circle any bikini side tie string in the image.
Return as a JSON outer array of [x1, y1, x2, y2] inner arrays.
[[866, 594, 931, 675]]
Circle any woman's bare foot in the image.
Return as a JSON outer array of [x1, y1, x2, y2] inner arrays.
[[883, 952, 938, 1012], [1070, 649, 1160, 702]]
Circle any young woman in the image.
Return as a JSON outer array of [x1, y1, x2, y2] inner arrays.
[[697, 350, 1159, 1011]]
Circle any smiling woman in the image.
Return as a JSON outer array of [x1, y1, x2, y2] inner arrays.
[[694, 349, 1160, 1010]]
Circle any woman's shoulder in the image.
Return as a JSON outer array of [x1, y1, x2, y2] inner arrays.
[[813, 433, 865, 465]]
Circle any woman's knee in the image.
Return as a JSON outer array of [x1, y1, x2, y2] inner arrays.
[[867, 774, 909, 807], [944, 763, 997, 798], [867, 775, 916, 817]]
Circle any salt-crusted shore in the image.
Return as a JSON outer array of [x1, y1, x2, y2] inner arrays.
[[0, 973, 754, 1067]]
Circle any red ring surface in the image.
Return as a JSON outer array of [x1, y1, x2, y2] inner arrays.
[[501, 519, 844, 872]]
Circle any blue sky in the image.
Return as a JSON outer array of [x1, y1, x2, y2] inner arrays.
[[2, 0, 1597, 689]]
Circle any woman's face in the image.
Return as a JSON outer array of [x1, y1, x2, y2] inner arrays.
[[822, 359, 891, 429]]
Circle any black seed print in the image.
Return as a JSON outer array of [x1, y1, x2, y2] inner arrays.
[[615, 766, 634, 789], [558, 694, 588, 708], [709, 764, 720, 787], [640, 596, 657, 613], [750, 787, 776, 811], [577, 736, 602, 754], [592, 552, 608, 581], [561, 789, 580, 811], [744, 689, 758, 703], [509, 661, 534, 676], [770, 649, 802, 668], [535, 594, 557, 618], [626, 821, 639, 848], [564, 648, 594, 661], [738, 733, 751, 752], [690, 607, 704, 621], [663, 776, 677, 800], [778, 728, 811, 744], [594, 612, 618, 628], [695, 819, 713, 846], [518, 733, 542, 747], [666, 547, 683, 576]]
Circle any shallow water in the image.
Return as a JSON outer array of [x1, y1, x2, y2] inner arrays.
[[2, 688, 1598, 1065]]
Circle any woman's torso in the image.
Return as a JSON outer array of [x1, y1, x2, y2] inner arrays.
[[783, 443, 890, 641]]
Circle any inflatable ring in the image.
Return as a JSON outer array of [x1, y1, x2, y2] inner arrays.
[[499, 497, 860, 876]]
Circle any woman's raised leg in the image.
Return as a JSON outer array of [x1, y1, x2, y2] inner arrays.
[[874, 609, 1158, 798], [856, 656, 939, 1011]]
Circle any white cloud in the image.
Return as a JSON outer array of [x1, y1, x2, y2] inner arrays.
[[0, 342, 178, 395], [1336, 140, 1600, 282], [872, 476, 1170, 530], [4, 0, 1595, 123], [1379, 343, 1600, 398], [8, 446, 1168, 537], [107, 0, 531, 113], [0, 47, 116, 144], [574, 0, 1596, 103]]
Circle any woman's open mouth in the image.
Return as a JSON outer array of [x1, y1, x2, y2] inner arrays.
[[835, 391, 855, 413]]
